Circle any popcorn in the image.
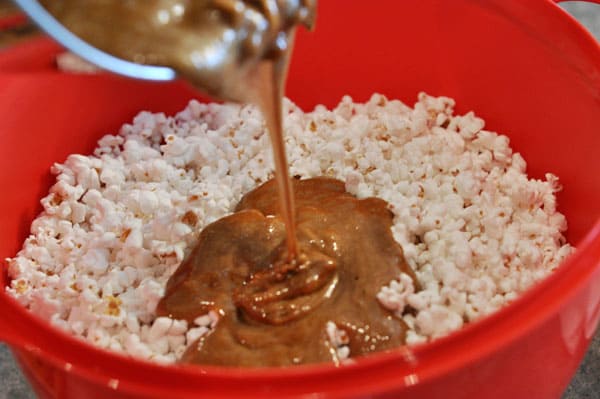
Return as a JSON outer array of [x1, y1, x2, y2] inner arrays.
[[87, 326, 111, 348], [124, 334, 153, 360], [81, 248, 110, 276], [415, 305, 463, 338], [148, 317, 173, 341], [325, 321, 350, 362], [377, 273, 416, 315], [186, 327, 209, 345], [5, 93, 573, 363]]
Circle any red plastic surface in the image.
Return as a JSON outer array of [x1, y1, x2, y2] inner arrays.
[[0, 13, 27, 30], [1, 0, 600, 398]]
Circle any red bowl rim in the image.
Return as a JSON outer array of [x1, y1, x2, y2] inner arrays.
[[1, 1, 600, 397]]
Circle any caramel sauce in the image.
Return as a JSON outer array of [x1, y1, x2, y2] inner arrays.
[[40, 0, 310, 258], [156, 178, 417, 366], [38, 1, 419, 366]]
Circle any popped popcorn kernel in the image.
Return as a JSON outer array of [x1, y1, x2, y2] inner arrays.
[[6, 94, 573, 363], [104, 296, 122, 316]]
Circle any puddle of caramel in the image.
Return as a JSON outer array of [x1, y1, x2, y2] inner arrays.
[[35, 0, 419, 368], [156, 177, 417, 367]]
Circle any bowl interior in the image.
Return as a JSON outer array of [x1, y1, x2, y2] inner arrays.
[[0, 0, 600, 395]]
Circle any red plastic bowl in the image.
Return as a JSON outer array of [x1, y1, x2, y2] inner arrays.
[[1, 1, 600, 398]]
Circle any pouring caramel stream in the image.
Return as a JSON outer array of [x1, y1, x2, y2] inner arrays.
[[39, 0, 313, 256], [39, 0, 417, 366]]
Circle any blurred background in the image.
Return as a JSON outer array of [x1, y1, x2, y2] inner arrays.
[[0, 1, 599, 398]]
